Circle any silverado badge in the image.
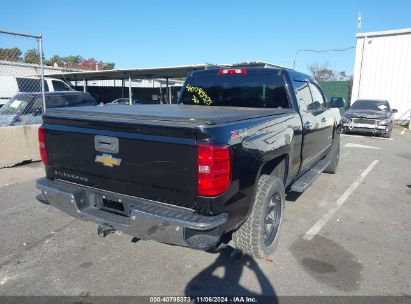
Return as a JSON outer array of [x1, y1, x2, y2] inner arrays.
[[95, 154, 122, 167]]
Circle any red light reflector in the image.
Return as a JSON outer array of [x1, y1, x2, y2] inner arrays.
[[218, 68, 246, 75], [38, 126, 48, 165], [197, 145, 230, 197]]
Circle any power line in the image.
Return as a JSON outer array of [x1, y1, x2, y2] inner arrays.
[[293, 47, 356, 69]]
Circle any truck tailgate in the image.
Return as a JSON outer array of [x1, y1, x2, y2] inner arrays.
[[43, 114, 198, 209]]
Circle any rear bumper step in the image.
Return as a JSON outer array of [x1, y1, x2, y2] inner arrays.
[[36, 178, 228, 249]]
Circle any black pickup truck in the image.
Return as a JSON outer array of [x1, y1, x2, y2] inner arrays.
[[36, 67, 341, 259]]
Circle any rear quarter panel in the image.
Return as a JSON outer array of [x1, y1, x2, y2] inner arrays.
[[196, 112, 302, 231]]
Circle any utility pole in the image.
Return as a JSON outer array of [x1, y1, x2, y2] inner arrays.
[[357, 12, 362, 32], [38, 34, 46, 112]]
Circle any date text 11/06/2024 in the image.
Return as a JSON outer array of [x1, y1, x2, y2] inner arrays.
[[149, 296, 259, 303]]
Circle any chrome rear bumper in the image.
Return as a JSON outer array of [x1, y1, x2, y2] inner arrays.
[[36, 178, 227, 249]]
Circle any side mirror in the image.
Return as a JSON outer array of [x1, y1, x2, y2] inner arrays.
[[330, 97, 345, 108], [391, 109, 398, 114]]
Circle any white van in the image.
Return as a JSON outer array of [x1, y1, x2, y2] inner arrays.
[[0, 75, 73, 106]]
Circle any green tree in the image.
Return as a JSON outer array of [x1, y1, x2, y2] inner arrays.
[[64, 55, 83, 64], [23, 49, 40, 64], [103, 62, 115, 70], [0, 47, 22, 61], [44, 54, 62, 66]]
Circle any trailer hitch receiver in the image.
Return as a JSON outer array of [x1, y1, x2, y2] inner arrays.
[[98, 223, 115, 237]]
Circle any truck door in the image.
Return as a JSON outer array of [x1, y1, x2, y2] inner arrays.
[[293, 80, 327, 173], [308, 82, 334, 155]]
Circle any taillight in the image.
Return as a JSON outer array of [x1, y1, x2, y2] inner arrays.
[[197, 145, 230, 196], [218, 68, 246, 75], [38, 126, 48, 165]]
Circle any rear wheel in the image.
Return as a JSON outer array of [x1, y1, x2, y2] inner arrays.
[[324, 130, 340, 174], [232, 175, 285, 259]]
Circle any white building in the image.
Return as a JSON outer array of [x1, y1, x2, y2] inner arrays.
[[351, 28, 411, 120], [0, 61, 184, 88], [0, 60, 78, 76]]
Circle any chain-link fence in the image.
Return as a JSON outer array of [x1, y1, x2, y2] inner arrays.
[[0, 29, 45, 127]]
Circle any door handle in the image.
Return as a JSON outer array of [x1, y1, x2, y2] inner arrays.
[[321, 117, 327, 123], [303, 121, 312, 129], [95, 135, 119, 154]]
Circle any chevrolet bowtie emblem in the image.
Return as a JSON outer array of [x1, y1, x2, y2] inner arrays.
[[95, 154, 122, 167]]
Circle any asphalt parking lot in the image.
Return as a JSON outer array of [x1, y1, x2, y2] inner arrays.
[[0, 127, 410, 297]]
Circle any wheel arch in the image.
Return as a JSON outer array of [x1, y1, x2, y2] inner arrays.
[[259, 154, 289, 186]]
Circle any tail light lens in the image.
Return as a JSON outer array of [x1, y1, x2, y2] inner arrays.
[[38, 126, 48, 165], [197, 145, 230, 196]]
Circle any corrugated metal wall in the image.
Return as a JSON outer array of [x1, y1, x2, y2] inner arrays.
[[351, 29, 411, 119]]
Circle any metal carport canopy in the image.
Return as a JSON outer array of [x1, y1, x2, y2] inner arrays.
[[45, 61, 280, 81]]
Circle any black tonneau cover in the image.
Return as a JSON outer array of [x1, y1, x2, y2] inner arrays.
[[44, 104, 293, 126]]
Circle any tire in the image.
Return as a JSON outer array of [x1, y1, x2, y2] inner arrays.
[[232, 175, 285, 259], [324, 130, 340, 174]]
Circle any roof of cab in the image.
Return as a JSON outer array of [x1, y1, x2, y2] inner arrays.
[[16, 91, 90, 96], [188, 66, 313, 82], [188, 67, 283, 76]]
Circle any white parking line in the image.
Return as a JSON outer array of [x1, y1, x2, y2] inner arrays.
[[303, 160, 379, 241], [341, 134, 394, 141], [344, 143, 382, 149], [371, 137, 393, 140], [341, 134, 364, 138]]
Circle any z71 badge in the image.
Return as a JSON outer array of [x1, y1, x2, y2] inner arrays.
[[95, 154, 122, 167], [231, 128, 248, 139]]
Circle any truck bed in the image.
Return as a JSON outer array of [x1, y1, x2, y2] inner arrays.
[[43, 104, 293, 126], [41, 103, 295, 213]]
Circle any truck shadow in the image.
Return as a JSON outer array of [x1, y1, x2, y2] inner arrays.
[[185, 246, 277, 301]]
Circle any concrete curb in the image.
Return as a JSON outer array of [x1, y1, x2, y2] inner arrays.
[[0, 124, 41, 168]]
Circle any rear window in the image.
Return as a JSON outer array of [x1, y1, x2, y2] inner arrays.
[[46, 94, 97, 108], [25, 93, 97, 114], [52, 80, 71, 91], [16, 78, 49, 92], [179, 72, 290, 108], [67, 93, 97, 106]]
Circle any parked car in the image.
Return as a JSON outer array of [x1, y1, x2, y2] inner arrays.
[[342, 99, 397, 138], [36, 67, 341, 259], [0, 75, 73, 107], [0, 91, 97, 126], [109, 98, 145, 105]]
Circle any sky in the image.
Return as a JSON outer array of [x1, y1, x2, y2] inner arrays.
[[1, 0, 410, 75]]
